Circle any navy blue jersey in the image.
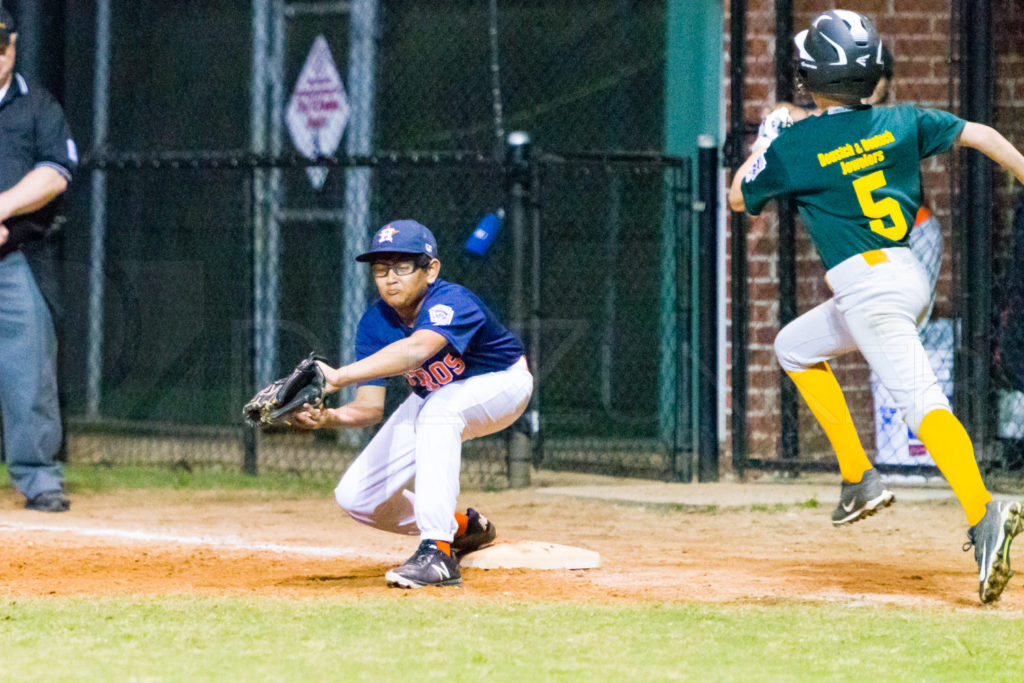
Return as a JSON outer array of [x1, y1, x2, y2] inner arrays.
[[355, 279, 525, 397], [0, 73, 77, 259]]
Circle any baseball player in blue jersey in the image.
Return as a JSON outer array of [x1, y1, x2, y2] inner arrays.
[[292, 219, 533, 588], [729, 9, 1024, 603]]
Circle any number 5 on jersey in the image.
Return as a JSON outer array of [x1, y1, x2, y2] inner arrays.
[[852, 170, 909, 241]]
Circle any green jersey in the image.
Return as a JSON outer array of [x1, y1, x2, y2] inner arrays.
[[741, 104, 965, 269]]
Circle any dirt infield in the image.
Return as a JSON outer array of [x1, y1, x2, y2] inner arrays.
[[1, 478, 1020, 610]]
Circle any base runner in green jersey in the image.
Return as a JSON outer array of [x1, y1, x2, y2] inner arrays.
[[728, 9, 1024, 604]]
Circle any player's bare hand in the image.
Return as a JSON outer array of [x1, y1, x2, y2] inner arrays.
[[291, 401, 331, 429], [0, 224, 7, 247]]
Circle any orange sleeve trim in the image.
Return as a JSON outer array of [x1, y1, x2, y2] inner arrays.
[[914, 205, 932, 226]]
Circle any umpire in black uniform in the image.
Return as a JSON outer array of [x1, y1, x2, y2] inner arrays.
[[0, 7, 76, 512]]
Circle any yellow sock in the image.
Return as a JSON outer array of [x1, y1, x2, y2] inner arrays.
[[787, 362, 872, 483], [916, 409, 992, 526]]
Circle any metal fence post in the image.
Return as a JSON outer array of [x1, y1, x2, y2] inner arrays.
[[340, 0, 378, 443], [697, 136, 720, 481], [775, 0, 799, 468], [505, 131, 532, 488], [86, 0, 112, 421], [728, 0, 749, 476], [957, 0, 994, 457], [243, 167, 259, 477], [672, 162, 693, 482], [529, 157, 543, 469], [777, 199, 799, 469], [246, 0, 271, 476]]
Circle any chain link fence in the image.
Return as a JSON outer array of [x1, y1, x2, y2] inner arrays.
[[534, 157, 693, 480], [994, 195, 1024, 475], [988, 0, 1024, 479], [20, 0, 1024, 485], [62, 153, 693, 485], [61, 158, 519, 487], [48, 0, 699, 486]]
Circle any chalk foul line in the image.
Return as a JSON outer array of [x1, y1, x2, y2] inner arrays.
[[0, 521, 402, 563]]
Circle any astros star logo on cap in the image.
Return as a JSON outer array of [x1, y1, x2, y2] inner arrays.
[[377, 226, 399, 244]]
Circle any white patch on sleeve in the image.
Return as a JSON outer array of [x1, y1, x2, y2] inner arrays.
[[744, 154, 767, 183], [428, 304, 455, 326], [67, 139, 78, 164]]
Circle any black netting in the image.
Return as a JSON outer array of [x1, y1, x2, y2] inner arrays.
[[535, 160, 691, 479], [42, 0, 692, 485]]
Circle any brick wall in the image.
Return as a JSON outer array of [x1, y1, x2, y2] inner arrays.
[[724, 1, 963, 468]]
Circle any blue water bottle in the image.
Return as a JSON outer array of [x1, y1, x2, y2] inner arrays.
[[464, 210, 504, 256]]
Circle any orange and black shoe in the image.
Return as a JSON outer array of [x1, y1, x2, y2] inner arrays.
[[451, 508, 496, 558]]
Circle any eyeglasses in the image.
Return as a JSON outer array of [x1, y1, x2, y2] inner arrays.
[[371, 260, 419, 277]]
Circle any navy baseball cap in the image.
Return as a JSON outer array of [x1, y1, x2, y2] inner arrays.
[[355, 220, 439, 262], [0, 7, 16, 44]]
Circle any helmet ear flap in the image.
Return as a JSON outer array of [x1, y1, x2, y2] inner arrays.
[[795, 66, 810, 96]]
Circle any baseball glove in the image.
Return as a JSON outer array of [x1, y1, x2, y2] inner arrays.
[[243, 352, 329, 427]]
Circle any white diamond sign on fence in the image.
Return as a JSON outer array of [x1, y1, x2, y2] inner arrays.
[[286, 36, 350, 190]]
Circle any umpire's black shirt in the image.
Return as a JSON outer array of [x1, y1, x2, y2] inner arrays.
[[0, 72, 77, 261]]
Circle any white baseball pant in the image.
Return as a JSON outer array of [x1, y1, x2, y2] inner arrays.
[[334, 357, 533, 542], [774, 247, 949, 434]]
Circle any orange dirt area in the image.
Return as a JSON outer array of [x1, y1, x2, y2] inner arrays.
[[0, 482, 1018, 610]]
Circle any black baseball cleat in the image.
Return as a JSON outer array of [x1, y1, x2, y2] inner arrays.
[[25, 490, 70, 513], [385, 540, 462, 588], [831, 468, 894, 527], [451, 508, 496, 558], [964, 500, 1024, 604]]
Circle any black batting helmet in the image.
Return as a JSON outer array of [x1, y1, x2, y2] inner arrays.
[[795, 9, 884, 101]]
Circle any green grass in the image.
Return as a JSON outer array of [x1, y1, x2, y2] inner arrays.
[[3, 596, 1023, 681], [1, 464, 337, 497], [2, 466, 1021, 680]]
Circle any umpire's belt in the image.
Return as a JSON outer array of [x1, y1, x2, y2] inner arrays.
[[825, 247, 917, 293]]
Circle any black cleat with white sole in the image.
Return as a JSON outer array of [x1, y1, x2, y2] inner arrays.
[[831, 468, 895, 527], [386, 540, 462, 589], [964, 500, 1024, 604]]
